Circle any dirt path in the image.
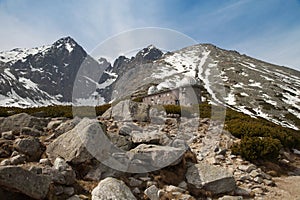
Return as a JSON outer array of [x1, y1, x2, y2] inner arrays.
[[264, 176, 300, 200], [264, 153, 300, 200]]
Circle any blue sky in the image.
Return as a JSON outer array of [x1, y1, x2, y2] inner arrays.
[[1, 0, 300, 70]]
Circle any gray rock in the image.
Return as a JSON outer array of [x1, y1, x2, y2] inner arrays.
[[53, 185, 64, 195], [249, 170, 260, 178], [131, 130, 163, 144], [54, 116, 81, 136], [103, 100, 150, 122], [132, 187, 141, 194], [149, 107, 166, 124], [53, 157, 69, 171], [218, 195, 243, 200], [67, 195, 82, 200], [186, 162, 236, 195], [61, 169, 76, 185], [178, 181, 188, 190], [63, 186, 75, 196], [42, 165, 75, 185], [0, 113, 49, 133], [39, 158, 51, 165], [128, 177, 143, 187], [118, 123, 142, 136], [254, 177, 263, 184], [108, 133, 133, 151], [20, 127, 42, 137], [1, 131, 15, 140], [234, 187, 252, 197], [0, 166, 51, 199], [84, 161, 124, 181], [14, 137, 43, 161], [0, 158, 11, 166], [10, 154, 26, 165], [144, 185, 159, 200], [46, 118, 99, 164], [238, 164, 256, 173], [48, 170, 65, 184], [11, 151, 19, 157], [28, 165, 43, 174], [47, 119, 63, 130], [128, 144, 186, 170], [165, 185, 186, 193], [91, 177, 136, 200]]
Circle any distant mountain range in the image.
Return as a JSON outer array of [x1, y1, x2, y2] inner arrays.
[[1, 37, 300, 130]]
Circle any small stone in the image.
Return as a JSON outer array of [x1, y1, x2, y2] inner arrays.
[[1, 131, 15, 140], [215, 154, 225, 160], [234, 187, 252, 197], [279, 159, 290, 164], [129, 177, 143, 187], [53, 157, 69, 171], [47, 120, 63, 130], [144, 185, 159, 200], [61, 169, 76, 185], [53, 185, 64, 195], [261, 172, 272, 180], [207, 157, 219, 165], [218, 195, 243, 200], [0, 159, 11, 166], [238, 164, 256, 173], [179, 194, 195, 200], [11, 151, 19, 157], [147, 181, 158, 187], [67, 195, 81, 200], [63, 186, 75, 196], [249, 170, 260, 178], [254, 177, 263, 184], [10, 154, 26, 165], [132, 187, 141, 194], [39, 158, 51, 165], [165, 185, 185, 193], [20, 127, 42, 137], [263, 179, 275, 186], [178, 181, 188, 190], [238, 175, 251, 182], [252, 187, 264, 195]]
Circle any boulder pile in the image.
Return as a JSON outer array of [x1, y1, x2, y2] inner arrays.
[[0, 101, 298, 199]]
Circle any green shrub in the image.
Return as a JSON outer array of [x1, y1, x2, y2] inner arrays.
[[232, 136, 282, 161], [0, 104, 111, 119]]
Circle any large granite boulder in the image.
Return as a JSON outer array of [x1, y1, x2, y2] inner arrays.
[[46, 118, 101, 164]]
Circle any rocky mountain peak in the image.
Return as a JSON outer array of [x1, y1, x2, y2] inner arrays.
[[50, 36, 82, 54], [134, 44, 163, 63]]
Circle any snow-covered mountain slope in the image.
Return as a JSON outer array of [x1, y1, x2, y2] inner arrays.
[[96, 44, 300, 130], [1, 38, 300, 130], [0, 37, 103, 107]]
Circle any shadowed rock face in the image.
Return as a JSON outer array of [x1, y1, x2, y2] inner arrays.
[[0, 37, 104, 106], [0, 166, 51, 199]]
